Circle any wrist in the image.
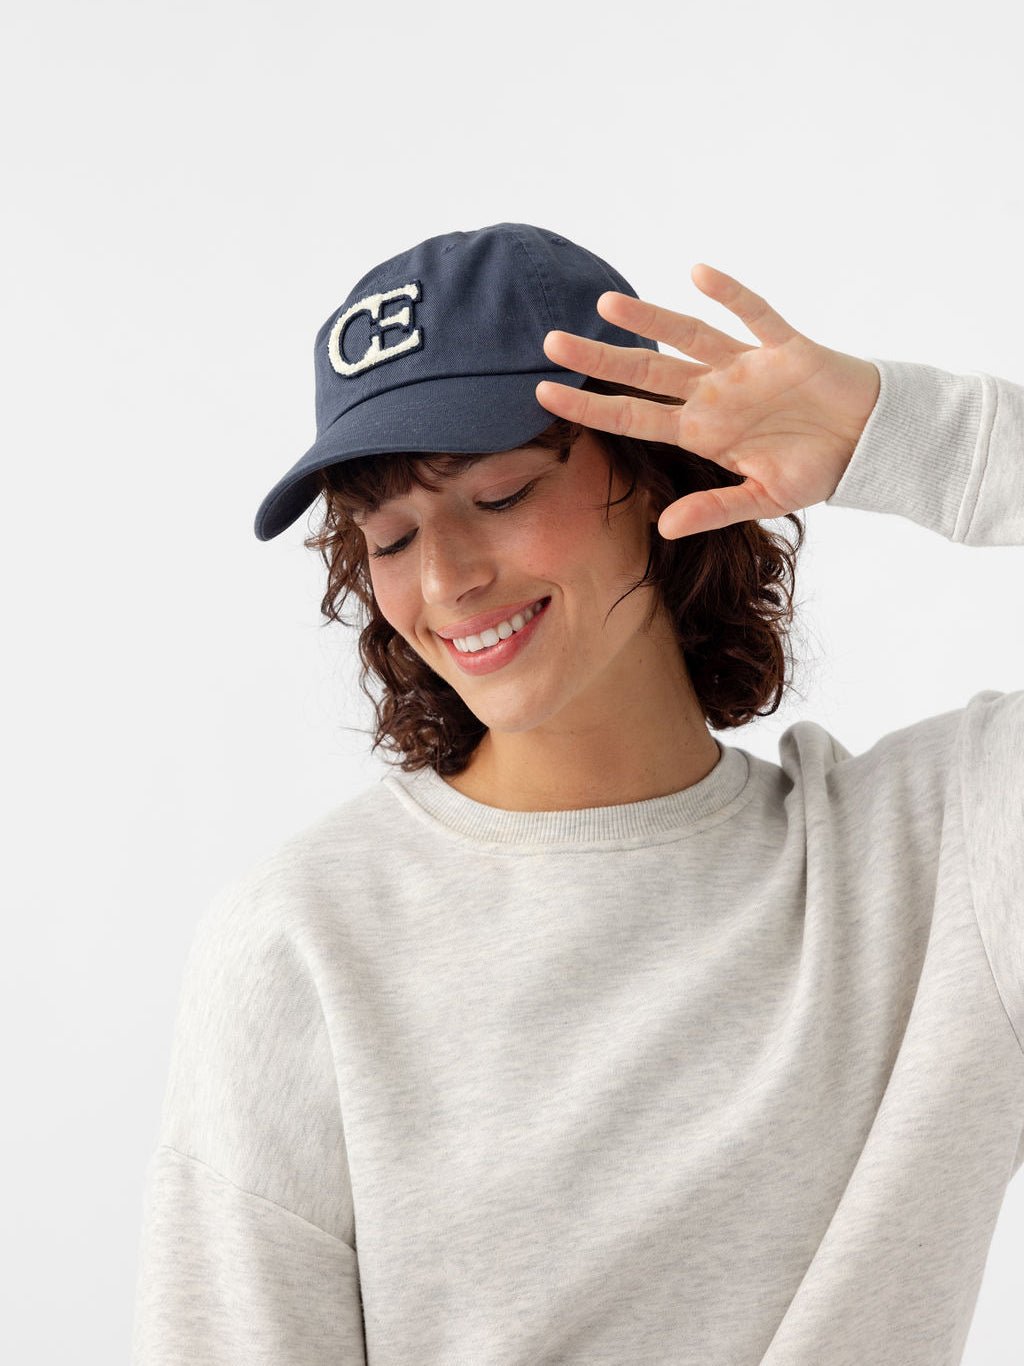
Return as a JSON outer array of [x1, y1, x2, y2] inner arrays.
[[838, 357, 881, 451]]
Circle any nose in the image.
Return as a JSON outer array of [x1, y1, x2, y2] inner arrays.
[[417, 512, 497, 608]]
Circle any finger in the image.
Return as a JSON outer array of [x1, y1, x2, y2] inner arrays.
[[594, 289, 753, 368], [535, 378, 685, 446], [689, 264, 799, 348], [542, 328, 711, 401], [657, 478, 785, 539]]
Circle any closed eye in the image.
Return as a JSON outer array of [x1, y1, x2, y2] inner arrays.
[[368, 480, 538, 559]]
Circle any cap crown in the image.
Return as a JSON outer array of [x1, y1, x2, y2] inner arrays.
[[312, 222, 655, 435], [254, 222, 659, 540]]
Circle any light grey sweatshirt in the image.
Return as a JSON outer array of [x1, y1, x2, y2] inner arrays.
[[132, 356, 1024, 1366]]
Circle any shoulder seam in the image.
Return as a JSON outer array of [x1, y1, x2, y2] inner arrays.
[[154, 1144, 356, 1250], [956, 702, 1024, 1060]]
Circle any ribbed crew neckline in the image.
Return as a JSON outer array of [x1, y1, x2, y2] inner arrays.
[[382, 739, 753, 848]]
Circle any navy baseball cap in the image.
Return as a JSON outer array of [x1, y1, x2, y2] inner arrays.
[[253, 221, 660, 541]]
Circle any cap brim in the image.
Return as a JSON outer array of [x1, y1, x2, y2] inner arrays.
[[252, 368, 591, 541]]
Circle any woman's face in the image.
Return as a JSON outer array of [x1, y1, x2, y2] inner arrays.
[[355, 429, 666, 736]]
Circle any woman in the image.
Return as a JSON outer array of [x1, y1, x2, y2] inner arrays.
[[132, 222, 1024, 1366]]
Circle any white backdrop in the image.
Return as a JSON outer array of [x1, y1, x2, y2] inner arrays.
[[3, 0, 1022, 1360]]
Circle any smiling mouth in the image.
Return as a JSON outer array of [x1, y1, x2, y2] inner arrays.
[[449, 597, 550, 654], [440, 596, 552, 672]]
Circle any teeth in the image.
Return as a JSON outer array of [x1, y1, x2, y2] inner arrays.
[[454, 600, 545, 654]]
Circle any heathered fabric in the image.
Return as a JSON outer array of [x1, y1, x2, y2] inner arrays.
[[132, 357, 1024, 1365]]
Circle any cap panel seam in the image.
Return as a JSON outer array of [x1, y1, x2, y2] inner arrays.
[[508, 226, 557, 331]]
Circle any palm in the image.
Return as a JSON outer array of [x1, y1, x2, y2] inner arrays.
[[535, 264, 880, 539]]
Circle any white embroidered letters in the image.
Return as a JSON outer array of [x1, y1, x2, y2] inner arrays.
[[328, 281, 423, 377]]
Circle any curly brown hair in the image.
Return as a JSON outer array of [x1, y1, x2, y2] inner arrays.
[[304, 376, 807, 776]]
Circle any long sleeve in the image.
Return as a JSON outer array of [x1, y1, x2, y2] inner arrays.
[[825, 356, 1024, 545], [131, 862, 367, 1365], [826, 355, 1024, 1051]]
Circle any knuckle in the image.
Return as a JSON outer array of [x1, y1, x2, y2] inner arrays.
[[589, 338, 612, 380], [614, 398, 633, 436], [640, 298, 660, 332], [638, 348, 659, 391]]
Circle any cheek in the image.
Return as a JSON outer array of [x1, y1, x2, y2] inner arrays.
[[366, 571, 413, 636], [525, 491, 641, 582], [511, 500, 595, 574]]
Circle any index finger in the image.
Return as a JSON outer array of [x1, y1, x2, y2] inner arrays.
[[595, 291, 753, 369], [688, 264, 799, 348]]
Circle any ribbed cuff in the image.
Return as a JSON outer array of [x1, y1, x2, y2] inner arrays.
[[826, 357, 985, 540]]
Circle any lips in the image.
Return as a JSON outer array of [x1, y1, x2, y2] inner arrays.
[[436, 596, 549, 642], [451, 598, 549, 652], [440, 596, 551, 675]]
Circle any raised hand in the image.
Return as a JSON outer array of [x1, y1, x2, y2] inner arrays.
[[535, 264, 881, 540]]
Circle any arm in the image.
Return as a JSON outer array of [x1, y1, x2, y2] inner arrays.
[[824, 355, 1024, 1054], [535, 268, 1023, 1045], [532, 262, 1021, 548], [826, 357, 1024, 546], [131, 869, 367, 1365]]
